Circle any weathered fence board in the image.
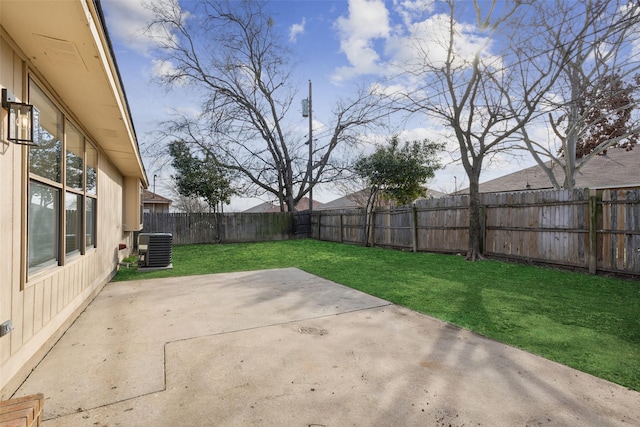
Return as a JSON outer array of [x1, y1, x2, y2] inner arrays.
[[312, 210, 367, 245], [598, 188, 640, 274], [373, 208, 413, 250], [142, 212, 295, 245], [310, 187, 640, 276], [483, 189, 590, 268], [415, 196, 469, 253]]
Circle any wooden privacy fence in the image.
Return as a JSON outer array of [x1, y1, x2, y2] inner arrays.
[[142, 212, 296, 245], [140, 187, 640, 276], [310, 187, 640, 277]]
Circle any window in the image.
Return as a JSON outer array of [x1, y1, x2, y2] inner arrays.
[[27, 81, 99, 275], [66, 124, 83, 190], [65, 192, 82, 255], [65, 123, 83, 256], [29, 83, 63, 272], [86, 141, 97, 249], [28, 182, 59, 269], [86, 197, 96, 248], [86, 142, 97, 195]]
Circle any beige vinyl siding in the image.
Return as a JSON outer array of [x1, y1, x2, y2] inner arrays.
[[0, 35, 26, 391], [0, 35, 140, 397], [2, 156, 131, 397]]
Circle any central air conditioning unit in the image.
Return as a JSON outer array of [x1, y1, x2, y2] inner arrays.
[[137, 233, 173, 271]]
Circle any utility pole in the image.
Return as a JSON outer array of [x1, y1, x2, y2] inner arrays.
[[308, 80, 313, 211], [302, 80, 313, 211]]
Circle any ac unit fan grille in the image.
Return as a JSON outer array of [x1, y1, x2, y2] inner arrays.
[[138, 233, 172, 269]]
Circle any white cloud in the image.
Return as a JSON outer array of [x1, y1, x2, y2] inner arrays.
[[332, 0, 391, 83], [393, 0, 436, 26], [332, 0, 498, 86], [101, 0, 188, 55], [101, 0, 158, 53], [289, 18, 306, 43], [151, 59, 190, 86], [395, 13, 494, 72], [369, 82, 409, 99]]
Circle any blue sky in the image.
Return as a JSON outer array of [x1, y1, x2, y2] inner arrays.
[[100, 0, 535, 210]]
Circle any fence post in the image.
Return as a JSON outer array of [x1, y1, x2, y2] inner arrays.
[[480, 204, 487, 254], [371, 210, 377, 247], [588, 189, 598, 274], [339, 213, 344, 243], [363, 210, 368, 246], [411, 205, 418, 252]]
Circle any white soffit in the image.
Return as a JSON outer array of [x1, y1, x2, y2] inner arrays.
[[32, 34, 88, 69], [0, 0, 146, 182]]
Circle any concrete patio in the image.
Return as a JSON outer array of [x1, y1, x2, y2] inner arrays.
[[11, 268, 640, 426]]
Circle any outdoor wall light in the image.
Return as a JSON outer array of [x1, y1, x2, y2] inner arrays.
[[2, 88, 34, 145]]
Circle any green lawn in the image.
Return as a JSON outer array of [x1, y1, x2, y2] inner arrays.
[[113, 239, 640, 392]]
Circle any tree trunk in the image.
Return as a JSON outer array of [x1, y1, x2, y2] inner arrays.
[[214, 212, 222, 243], [362, 189, 378, 247], [466, 171, 484, 261], [563, 62, 581, 189], [285, 192, 296, 213]]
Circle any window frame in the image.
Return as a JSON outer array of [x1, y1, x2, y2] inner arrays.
[[25, 79, 99, 281], [27, 82, 65, 274], [85, 139, 98, 251], [64, 122, 84, 259]]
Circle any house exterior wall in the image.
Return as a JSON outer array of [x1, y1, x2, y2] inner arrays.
[[144, 202, 171, 214], [0, 29, 141, 398], [0, 36, 24, 396]]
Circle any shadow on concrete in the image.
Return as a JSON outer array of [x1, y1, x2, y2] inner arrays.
[[12, 268, 640, 426]]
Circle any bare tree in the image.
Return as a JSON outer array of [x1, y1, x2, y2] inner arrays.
[[162, 176, 210, 213], [146, 0, 388, 212], [515, 0, 640, 189], [393, 0, 564, 260], [171, 194, 210, 214], [391, 0, 633, 260]]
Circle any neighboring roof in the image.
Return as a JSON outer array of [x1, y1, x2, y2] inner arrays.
[[466, 148, 640, 193], [317, 190, 368, 211], [143, 190, 172, 205], [243, 202, 278, 213], [423, 188, 448, 198], [317, 188, 448, 211], [243, 197, 325, 213], [0, 0, 147, 185]]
